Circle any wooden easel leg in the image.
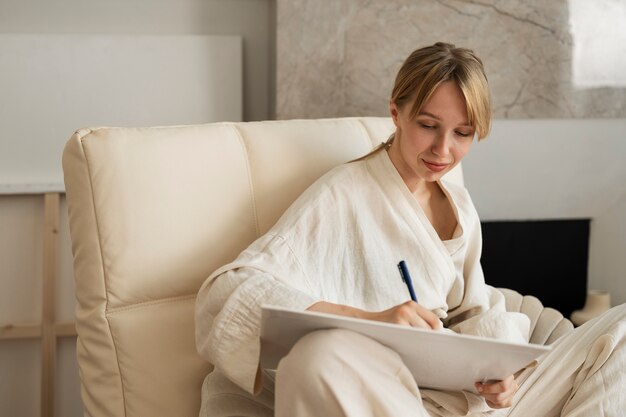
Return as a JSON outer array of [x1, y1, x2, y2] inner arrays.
[[42, 193, 60, 417]]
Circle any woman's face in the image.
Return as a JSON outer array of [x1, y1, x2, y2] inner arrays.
[[387, 80, 475, 193]]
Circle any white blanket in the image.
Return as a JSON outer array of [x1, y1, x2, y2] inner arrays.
[[195, 150, 530, 396]]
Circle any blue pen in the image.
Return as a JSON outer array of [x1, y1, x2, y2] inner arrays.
[[397, 260, 418, 303]]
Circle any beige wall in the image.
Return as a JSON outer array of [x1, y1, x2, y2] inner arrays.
[[589, 191, 626, 307]]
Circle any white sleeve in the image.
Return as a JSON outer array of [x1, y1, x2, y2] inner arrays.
[[449, 285, 531, 344], [194, 234, 319, 394]]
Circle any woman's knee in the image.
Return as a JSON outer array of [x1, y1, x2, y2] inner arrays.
[[277, 329, 401, 382], [278, 329, 354, 379], [275, 329, 423, 412]]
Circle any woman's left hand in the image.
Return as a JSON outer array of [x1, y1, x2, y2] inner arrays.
[[474, 374, 519, 409]]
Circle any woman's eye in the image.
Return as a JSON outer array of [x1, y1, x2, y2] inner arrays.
[[455, 131, 472, 138], [419, 123, 435, 129]]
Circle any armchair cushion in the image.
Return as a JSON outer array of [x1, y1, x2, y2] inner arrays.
[[498, 288, 574, 345]]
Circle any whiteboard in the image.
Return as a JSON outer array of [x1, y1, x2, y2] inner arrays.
[[0, 34, 242, 193]]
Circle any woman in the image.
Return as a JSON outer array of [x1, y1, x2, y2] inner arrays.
[[195, 42, 626, 417]]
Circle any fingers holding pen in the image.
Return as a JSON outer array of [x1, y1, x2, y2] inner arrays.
[[367, 301, 442, 330], [405, 302, 443, 330], [392, 260, 442, 329]]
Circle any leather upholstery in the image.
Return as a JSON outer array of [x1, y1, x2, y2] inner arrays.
[[499, 288, 573, 345], [62, 117, 569, 417]]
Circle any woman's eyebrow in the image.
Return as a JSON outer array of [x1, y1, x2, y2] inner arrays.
[[418, 111, 441, 120], [418, 111, 472, 127]]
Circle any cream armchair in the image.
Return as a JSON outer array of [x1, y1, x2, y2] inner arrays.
[[62, 117, 573, 417]]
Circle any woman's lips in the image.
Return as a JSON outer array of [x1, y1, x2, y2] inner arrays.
[[423, 160, 449, 172]]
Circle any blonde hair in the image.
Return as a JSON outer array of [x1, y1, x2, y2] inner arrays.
[[354, 42, 492, 161]]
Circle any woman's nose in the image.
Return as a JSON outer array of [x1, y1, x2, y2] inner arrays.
[[431, 133, 451, 156]]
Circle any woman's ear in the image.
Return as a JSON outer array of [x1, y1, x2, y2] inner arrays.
[[389, 101, 400, 126]]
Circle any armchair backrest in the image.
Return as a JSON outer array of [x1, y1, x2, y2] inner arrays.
[[62, 117, 465, 417]]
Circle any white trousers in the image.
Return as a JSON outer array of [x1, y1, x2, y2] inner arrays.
[[275, 304, 626, 417]]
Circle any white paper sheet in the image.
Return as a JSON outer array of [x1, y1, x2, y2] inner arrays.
[[260, 305, 551, 392]]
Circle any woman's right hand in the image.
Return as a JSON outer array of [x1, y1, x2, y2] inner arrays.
[[307, 300, 442, 330], [361, 301, 443, 330]]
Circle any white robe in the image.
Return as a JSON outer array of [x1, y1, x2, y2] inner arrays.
[[195, 149, 530, 398]]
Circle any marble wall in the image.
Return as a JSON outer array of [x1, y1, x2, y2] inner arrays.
[[276, 0, 626, 119]]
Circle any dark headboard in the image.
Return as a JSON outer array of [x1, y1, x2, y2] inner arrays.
[[481, 219, 589, 318]]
